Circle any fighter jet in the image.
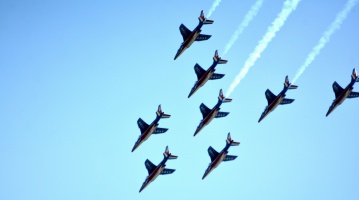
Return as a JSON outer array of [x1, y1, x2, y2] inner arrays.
[[139, 146, 178, 193], [326, 68, 359, 117], [132, 105, 171, 152], [174, 10, 214, 60], [258, 76, 298, 123], [194, 89, 232, 136], [202, 133, 240, 180], [188, 50, 227, 98]]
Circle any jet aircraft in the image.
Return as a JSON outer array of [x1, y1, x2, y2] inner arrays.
[[188, 50, 227, 98], [194, 89, 232, 136], [258, 76, 298, 123], [326, 68, 359, 117], [202, 133, 240, 180], [139, 146, 178, 193], [174, 10, 214, 60], [132, 105, 171, 152]]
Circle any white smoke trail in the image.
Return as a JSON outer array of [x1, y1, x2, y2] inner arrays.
[[226, 0, 301, 97], [222, 0, 264, 56], [207, 0, 222, 18], [292, 0, 358, 84]]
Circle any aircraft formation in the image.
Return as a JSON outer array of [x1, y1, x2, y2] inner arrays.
[[132, 10, 359, 193]]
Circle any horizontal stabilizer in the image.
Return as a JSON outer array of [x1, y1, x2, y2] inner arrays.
[[223, 155, 237, 162], [194, 63, 206, 80], [348, 91, 359, 98], [210, 73, 225, 80], [179, 24, 192, 41], [145, 159, 156, 175], [218, 59, 228, 64], [137, 118, 149, 134], [161, 114, 171, 118], [168, 155, 178, 159], [161, 168, 175, 175], [203, 19, 214, 24], [208, 146, 219, 162], [289, 85, 298, 89], [265, 89, 276, 105], [153, 127, 168, 134], [222, 98, 232, 103], [215, 111, 229, 118], [280, 98, 295, 105], [332, 81, 344, 98], [200, 103, 211, 119], [195, 34, 211, 41]]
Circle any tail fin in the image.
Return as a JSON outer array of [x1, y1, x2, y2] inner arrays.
[[156, 105, 171, 118], [352, 68, 358, 82], [284, 75, 298, 89], [198, 10, 214, 24], [213, 50, 227, 64], [163, 146, 178, 159], [218, 89, 232, 103], [226, 133, 240, 146]]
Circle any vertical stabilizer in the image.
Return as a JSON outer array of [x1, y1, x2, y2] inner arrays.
[[163, 146, 178, 159]]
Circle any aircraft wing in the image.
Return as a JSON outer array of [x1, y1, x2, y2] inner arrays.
[[137, 118, 149, 134], [208, 146, 219, 162], [215, 111, 229, 118], [153, 127, 168, 134], [145, 159, 157, 175], [280, 98, 295, 105], [195, 34, 211, 41], [200, 103, 211, 119], [348, 91, 359, 98], [265, 89, 277, 105], [332, 81, 344, 98], [223, 155, 237, 162], [161, 168, 175, 175], [194, 64, 206, 80], [209, 73, 225, 80], [179, 24, 192, 41]]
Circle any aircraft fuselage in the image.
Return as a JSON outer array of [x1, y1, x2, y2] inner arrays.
[[195, 107, 220, 136], [327, 85, 354, 116], [132, 122, 158, 152], [139, 164, 165, 192], [259, 93, 285, 122], [189, 68, 215, 97], [203, 150, 227, 179], [175, 23, 204, 60]]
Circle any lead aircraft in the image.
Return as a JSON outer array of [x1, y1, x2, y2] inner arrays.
[[139, 146, 178, 193], [188, 50, 227, 98], [326, 68, 359, 117], [194, 89, 232, 136], [258, 76, 298, 123], [132, 105, 171, 152], [174, 10, 213, 60], [202, 133, 240, 180]]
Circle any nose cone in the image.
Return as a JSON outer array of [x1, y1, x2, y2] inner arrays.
[[188, 88, 196, 98], [258, 113, 266, 123]]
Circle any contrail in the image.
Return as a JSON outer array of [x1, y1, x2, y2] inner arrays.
[[207, 0, 222, 18], [292, 0, 358, 84], [222, 0, 264, 56], [226, 0, 301, 97]]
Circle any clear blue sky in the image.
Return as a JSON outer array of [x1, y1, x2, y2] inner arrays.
[[1, 0, 359, 199]]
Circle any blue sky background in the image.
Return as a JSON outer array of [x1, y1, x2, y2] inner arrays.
[[1, 0, 359, 199]]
